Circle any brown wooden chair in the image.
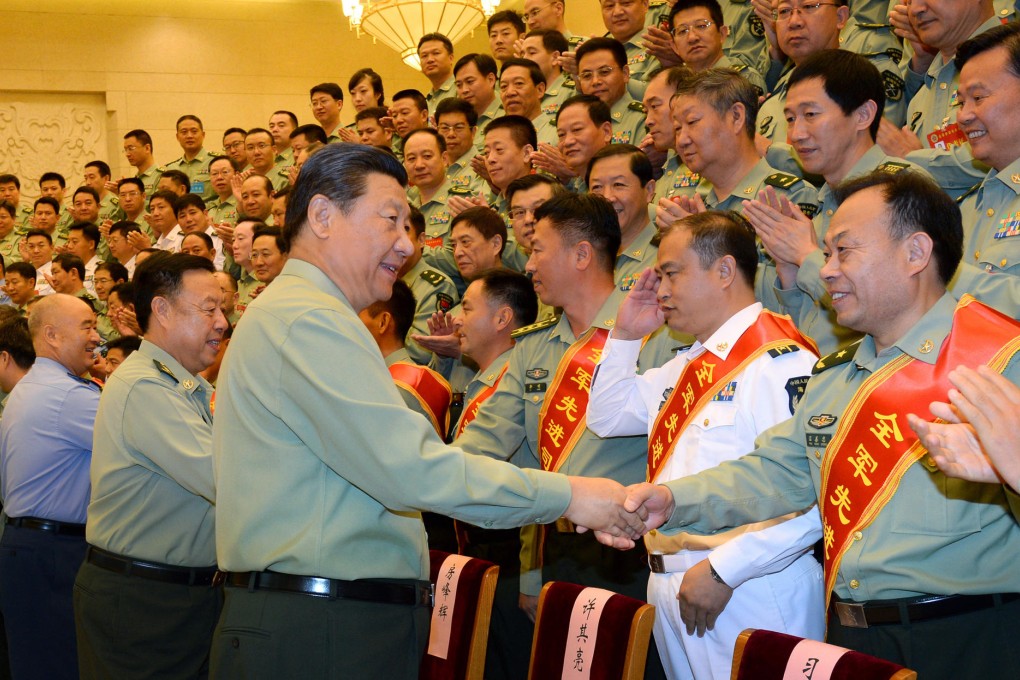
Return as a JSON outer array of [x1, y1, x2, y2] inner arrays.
[[419, 550, 499, 680], [730, 628, 918, 680], [527, 580, 656, 680]]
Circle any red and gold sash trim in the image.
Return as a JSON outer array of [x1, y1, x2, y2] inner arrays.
[[538, 327, 610, 472], [389, 362, 454, 439], [647, 311, 817, 481], [820, 295, 1020, 608], [456, 364, 509, 438]]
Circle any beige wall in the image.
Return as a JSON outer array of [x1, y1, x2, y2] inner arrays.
[[0, 0, 605, 198]]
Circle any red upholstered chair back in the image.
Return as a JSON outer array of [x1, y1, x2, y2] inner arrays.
[[420, 550, 499, 680], [730, 629, 918, 680], [528, 581, 656, 680]]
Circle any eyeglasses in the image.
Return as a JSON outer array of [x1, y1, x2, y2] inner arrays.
[[773, 2, 838, 21], [438, 123, 471, 134], [672, 20, 714, 38], [578, 66, 618, 83], [118, 190, 141, 198], [523, 2, 555, 20], [508, 205, 545, 220], [245, 143, 272, 152], [93, 276, 114, 285], [310, 98, 335, 108], [224, 141, 246, 151]]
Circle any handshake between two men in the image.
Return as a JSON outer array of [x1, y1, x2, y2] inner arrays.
[[563, 477, 678, 550]]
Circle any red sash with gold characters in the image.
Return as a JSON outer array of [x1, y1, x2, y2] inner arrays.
[[820, 296, 1020, 607], [647, 311, 818, 482], [389, 362, 454, 439], [455, 364, 509, 438], [538, 327, 610, 472]]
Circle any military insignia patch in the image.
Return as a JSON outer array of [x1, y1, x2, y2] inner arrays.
[[808, 413, 837, 429], [436, 292, 454, 313], [882, 71, 904, 102], [618, 272, 640, 291], [758, 116, 773, 136], [658, 386, 674, 411], [749, 14, 765, 37], [798, 203, 819, 219], [806, 433, 831, 448], [525, 382, 547, 393], [767, 344, 801, 358], [525, 368, 549, 380], [785, 376, 809, 414], [765, 172, 800, 189], [994, 211, 1020, 239], [711, 381, 737, 402]]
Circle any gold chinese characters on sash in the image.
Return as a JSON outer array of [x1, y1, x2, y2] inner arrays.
[[647, 311, 817, 482], [538, 327, 610, 472], [820, 296, 1020, 607]]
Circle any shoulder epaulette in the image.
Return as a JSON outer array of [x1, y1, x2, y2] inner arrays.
[[511, 315, 559, 339], [811, 339, 862, 375], [153, 359, 179, 384], [885, 47, 904, 62], [767, 344, 801, 358], [568, 36, 585, 46], [876, 161, 911, 174], [448, 185, 472, 195], [109, 196, 120, 206], [208, 150, 223, 157], [419, 269, 446, 287], [856, 21, 891, 29], [628, 100, 646, 113], [764, 171, 801, 189], [155, 165, 167, 173], [649, 0, 666, 6], [563, 77, 576, 89], [956, 182, 981, 204]]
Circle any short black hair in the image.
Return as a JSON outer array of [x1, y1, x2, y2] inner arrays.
[[576, 37, 628, 69], [85, 160, 112, 178], [182, 230, 215, 251], [356, 107, 390, 124], [149, 190, 180, 212], [392, 89, 429, 113], [586, 143, 654, 186], [285, 143, 407, 250], [6, 262, 37, 283], [124, 129, 154, 149], [176, 115, 204, 130], [159, 169, 191, 193], [506, 174, 568, 203], [533, 192, 620, 275], [33, 196, 61, 214], [25, 229, 53, 246], [435, 98, 479, 128], [271, 110, 299, 127], [133, 253, 216, 333], [476, 268, 538, 330], [73, 186, 100, 203], [105, 334, 142, 357], [68, 222, 100, 249], [291, 124, 328, 145], [451, 207, 507, 255], [525, 29, 570, 54], [955, 20, 1020, 73], [252, 225, 288, 254], [96, 261, 129, 282], [348, 69, 386, 106], [0, 175, 19, 190], [364, 278, 417, 340], [109, 280, 137, 306], [109, 221, 143, 240], [39, 171, 66, 189], [484, 115, 538, 150], [408, 206, 426, 238], [404, 128, 447, 154], [0, 317, 34, 370], [499, 57, 545, 87], [175, 193, 207, 215], [664, 210, 759, 288], [668, 0, 725, 30], [52, 253, 85, 281], [223, 127, 249, 140], [117, 177, 145, 194], [488, 10, 526, 34], [833, 170, 963, 286], [310, 82, 344, 102], [418, 32, 454, 54], [788, 49, 885, 141], [455, 53, 499, 79], [556, 93, 612, 127]]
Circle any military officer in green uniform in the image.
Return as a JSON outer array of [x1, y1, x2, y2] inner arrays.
[[664, 69, 818, 313], [435, 99, 487, 195], [576, 39, 648, 146], [625, 170, 1020, 680], [0, 175, 36, 235], [642, 68, 700, 214], [401, 207, 459, 364], [123, 129, 163, 196], [83, 161, 124, 223], [419, 33, 458, 117], [209, 144, 646, 679], [520, 29, 577, 117], [745, 51, 926, 355], [75, 254, 226, 680], [0, 201, 23, 264], [162, 115, 220, 202], [206, 156, 240, 226]]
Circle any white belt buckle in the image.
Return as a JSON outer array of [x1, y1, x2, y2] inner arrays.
[[834, 601, 869, 628]]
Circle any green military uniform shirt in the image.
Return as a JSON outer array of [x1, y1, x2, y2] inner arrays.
[[717, 0, 771, 76], [653, 152, 700, 207], [0, 231, 21, 264], [401, 257, 459, 365], [447, 150, 486, 195], [541, 73, 577, 118], [695, 158, 819, 313], [780, 146, 923, 355], [213, 259, 572, 581], [532, 111, 560, 147], [959, 156, 1020, 277], [235, 269, 261, 318], [408, 179, 457, 248], [162, 148, 221, 201], [715, 53, 766, 97], [622, 36, 657, 101], [96, 310, 118, 342], [98, 193, 124, 223], [207, 196, 239, 226], [608, 94, 647, 146], [659, 293, 1020, 601], [12, 204, 34, 235], [88, 340, 216, 566], [137, 164, 164, 197], [615, 220, 659, 294], [474, 97, 506, 153], [267, 163, 291, 193], [427, 76, 458, 117]]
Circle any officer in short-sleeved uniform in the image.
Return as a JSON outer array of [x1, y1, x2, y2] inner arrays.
[[609, 95, 648, 146], [532, 111, 560, 147], [163, 148, 221, 202], [427, 77, 458, 118], [207, 195, 239, 226], [615, 220, 659, 294], [402, 256, 459, 365], [542, 73, 577, 118], [694, 159, 819, 313], [474, 98, 506, 153], [623, 36, 659, 101], [74, 340, 221, 679], [98, 193, 124, 223], [447, 150, 486, 195], [137, 164, 165, 197], [654, 152, 701, 207], [957, 157, 1020, 278], [0, 229, 22, 263]]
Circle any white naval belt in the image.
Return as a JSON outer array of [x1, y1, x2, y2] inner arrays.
[[648, 549, 712, 574]]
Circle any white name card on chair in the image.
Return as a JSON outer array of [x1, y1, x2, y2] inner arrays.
[[427, 553, 473, 660], [560, 587, 615, 679], [782, 638, 851, 680]]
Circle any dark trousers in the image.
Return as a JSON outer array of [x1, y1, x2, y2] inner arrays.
[[544, 529, 667, 680], [74, 559, 223, 680], [0, 524, 86, 680], [461, 526, 534, 680], [210, 583, 431, 680], [827, 593, 1020, 679]]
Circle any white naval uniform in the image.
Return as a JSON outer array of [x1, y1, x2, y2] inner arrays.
[[587, 303, 825, 680]]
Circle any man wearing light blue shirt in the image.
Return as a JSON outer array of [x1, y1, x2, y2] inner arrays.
[[0, 294, 101, 680]]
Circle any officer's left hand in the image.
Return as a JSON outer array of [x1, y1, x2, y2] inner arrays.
[[677, 559, 733, 637], [743, 186, 817, 267], [641, 26, 682, 67], [876, 119, 923, 159]]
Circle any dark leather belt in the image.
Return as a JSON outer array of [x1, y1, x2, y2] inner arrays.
[[5, 515, 86, 537], [831, 592, 1020, 628], [86, 546, 219, 586], [225, 570, 434, 607]]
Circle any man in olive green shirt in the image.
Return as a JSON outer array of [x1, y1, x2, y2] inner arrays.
[[210, 144, 649, 679], [163, 114, 220, 201], [627, 171, 1020, 679], [75, 254, 227, 679]]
